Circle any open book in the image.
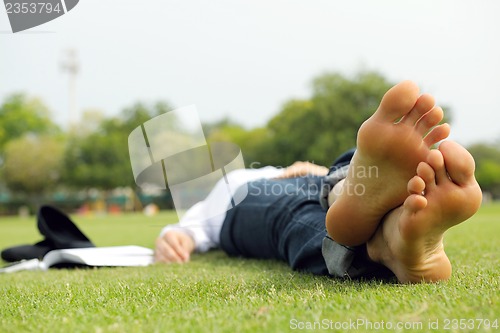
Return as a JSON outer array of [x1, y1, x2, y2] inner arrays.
[[0, 246, 154, 273]]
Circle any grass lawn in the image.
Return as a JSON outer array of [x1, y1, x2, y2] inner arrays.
[[0, 203, 499, 333]]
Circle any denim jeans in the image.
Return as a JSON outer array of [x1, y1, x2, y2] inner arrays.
[[220, 151, 394, 279]]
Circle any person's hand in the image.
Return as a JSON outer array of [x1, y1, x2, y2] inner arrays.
[[276, 161, 329, 179], [154, 230, 195, 263]]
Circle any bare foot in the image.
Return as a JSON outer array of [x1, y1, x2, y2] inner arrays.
[[326, 81, 450, 246], [366, 141, 482, 283]]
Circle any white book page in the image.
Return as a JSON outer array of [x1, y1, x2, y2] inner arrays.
[[42, 246, 154, 268]]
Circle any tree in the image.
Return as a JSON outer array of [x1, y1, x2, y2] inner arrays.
[[63, 101, 174, 190], [468, 143, 500, 198], [71, 109, 106, 136], [205, 118, 270, 167], [2, 135, 65, 204], [63, 131, 133, 189], [0, 94, 60, 152]]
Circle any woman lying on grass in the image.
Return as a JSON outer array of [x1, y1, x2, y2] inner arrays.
[[154, 81, 482, 283]]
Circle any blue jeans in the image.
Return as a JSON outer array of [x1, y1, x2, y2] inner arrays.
[[221, 176, 330, 274], [220, 151, 394, 279]]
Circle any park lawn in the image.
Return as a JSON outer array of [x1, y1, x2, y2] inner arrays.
[[0, 204, 499, 333]]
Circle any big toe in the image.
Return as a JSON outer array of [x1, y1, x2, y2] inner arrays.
[[439, 141, 476, 186], [375, 80, 420, 122]]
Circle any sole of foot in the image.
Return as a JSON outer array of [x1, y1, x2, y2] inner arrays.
[[326, 80, 450, 246], [367, 141, 482, 283]]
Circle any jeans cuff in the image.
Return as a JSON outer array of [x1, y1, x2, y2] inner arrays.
[[322, 236, 394, 280]]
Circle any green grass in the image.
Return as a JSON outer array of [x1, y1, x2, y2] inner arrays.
[[0, 204, 499, 333]]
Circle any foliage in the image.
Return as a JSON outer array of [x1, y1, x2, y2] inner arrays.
[[63, 131, 134, 189], [0, 94, 59, 152], [63, 102, 173, 190], [468, 143, 500, 198], [2, 135, 65, 196], [205, 118, 270, 167]]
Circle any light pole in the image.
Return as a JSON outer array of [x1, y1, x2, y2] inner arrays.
[[60, 49, 79, 128]]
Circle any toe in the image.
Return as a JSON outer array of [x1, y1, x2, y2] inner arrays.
[[423, 123, 450, 147], [427, 149, 448, 185], [439, 141, 476, 186], [400, 93, 435, 125], [417, 161, 436, 189], [404, 193, 427, 213], [408, 175, 425, 195], [374, 80, 420, 122], [415, 106, 444, 136]]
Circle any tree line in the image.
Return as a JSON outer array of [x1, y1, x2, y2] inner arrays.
[[1, 71, 499, 213]]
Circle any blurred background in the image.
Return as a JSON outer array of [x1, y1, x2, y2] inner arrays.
[[1, 0, 499, 215]]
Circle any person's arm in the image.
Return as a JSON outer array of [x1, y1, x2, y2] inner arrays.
[[155, 202, 217, 263], [276, 161, 329, 179]]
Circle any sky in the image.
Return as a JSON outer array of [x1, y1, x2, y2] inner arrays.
[[1, 0, 499, 146]]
